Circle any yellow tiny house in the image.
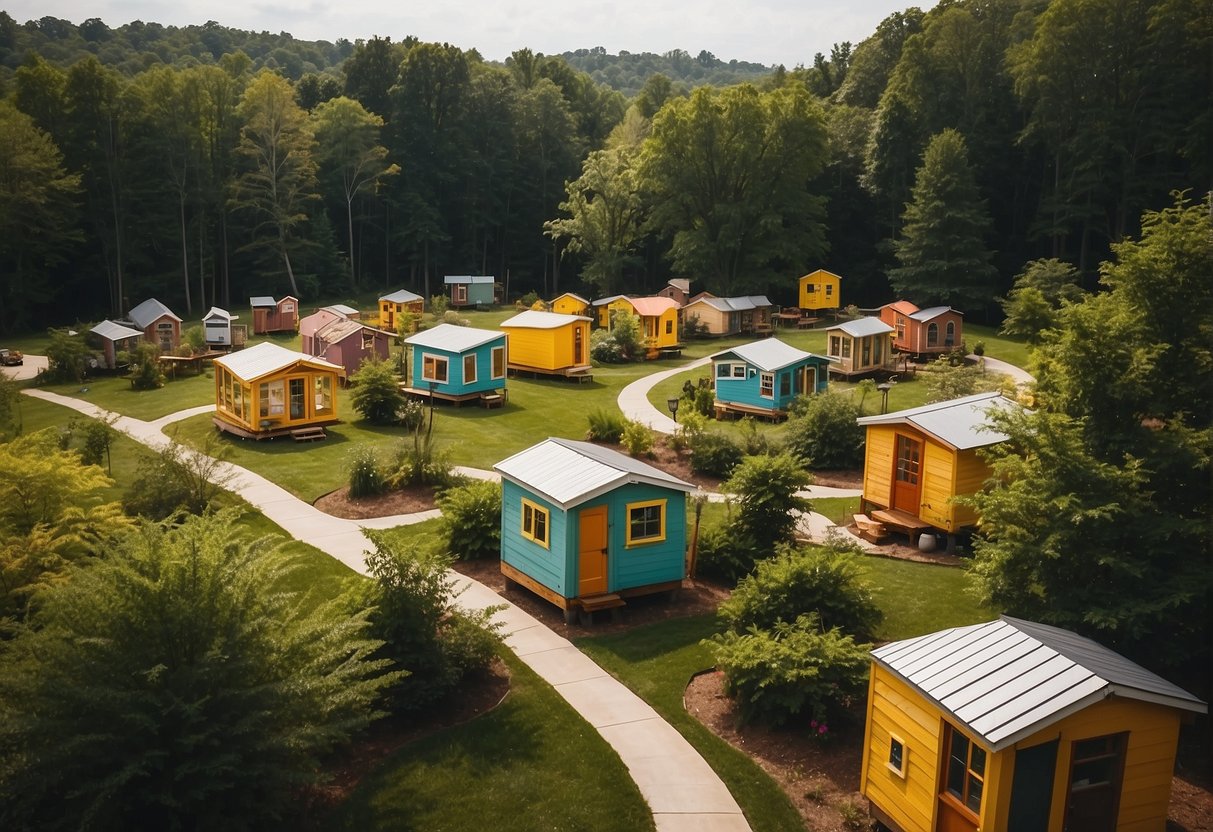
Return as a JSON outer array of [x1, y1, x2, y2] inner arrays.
[[212, 342, 342, 439], [499, 310, 592, 379], [862, 617, 1205, 832], [549, 292, 590, 317], [592, 295, 635, 329], [799, 268, 842, 311]]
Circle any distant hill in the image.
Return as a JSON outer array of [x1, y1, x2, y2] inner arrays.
[[560, 47, 773, 97]]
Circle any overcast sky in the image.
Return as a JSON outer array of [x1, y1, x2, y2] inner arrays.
[[6, 1, 932, 68]]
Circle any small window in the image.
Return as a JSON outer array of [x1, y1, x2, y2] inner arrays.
[[825, 284, 833, 296], [521, 498, 549, 548], [282, 302, 295, 313], [841, 339, 852, 359], [463, 353, 477, 384], [760, 372, 774, 398], [626, 500, 665, 546], [665, 319, 673, 335], [927, 322, 939, 346], [806, 283, 816, 293], [732, 364, 746, 379], [945, 320, 956, 345], [779, 374, 791, 397], [422, 354, 448, 383], [362, 331, 375, 349], [492, 345, 506, 379], [829, 335, 841, 356], [716, 362, 731, 379], [888, 735, 906, 777]]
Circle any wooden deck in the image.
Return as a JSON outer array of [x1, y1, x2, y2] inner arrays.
[[501, 561, 682, 625], [212, 415, 338, 441], [713, 399, 788, 423], [870, 507, 934, 540], [507, 363, 593, 383], [399, 385, 509, 406]]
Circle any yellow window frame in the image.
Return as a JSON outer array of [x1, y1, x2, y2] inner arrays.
[[625, 499, 666, 547], [521, 498, 550, 548]]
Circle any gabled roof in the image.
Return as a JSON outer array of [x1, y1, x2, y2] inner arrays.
[[249, 296, 298, 307], [667, 278, 691, 293], [687, 295, 774, 313], [214, 341, 341, 381], [323, 304, 359, 317], [444, 275, 496, 285], [825, 317, 893, 338], [872, 616, 1206, 752], [128, 298, 181, 328], [551, 292, 589, 304], [856, 392, 1017, 451], [910, 305, 962, 322], [404, 323, 504, 352], [800, 268, 842, 281], [881, 300, 919, 316], [380, 289, 423, 304], [202, 307, 237, 322], [90, 320, 143, 341], [315, 319, 365, 344], [709, 338, 832, 372], [592, 294, 632, 307], [501, 310, 591, 329], [629, 296, 680, 316], [494, 437, 696, 510]]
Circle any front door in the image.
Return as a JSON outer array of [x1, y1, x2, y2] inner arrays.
[[574, 326, 584, 365], [288, 377, 306, 420], [577, 506, 608, 596], [1063, 734, 1126, 831], [892, 433, 923, 514], [797, 365, 816, 395]]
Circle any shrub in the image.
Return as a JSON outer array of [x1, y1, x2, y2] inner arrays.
[[682, 314, 709, 340], [920, 356, 1002, 402], [784, 390, 864, 469], [385, 409, 460, 490], [590, 329, 625, 363], [719, 545, 882, 640], [123, 433, 234, 520], [348, 445, 386, 498], [442, 310, 468, 326], [723, 452, 812, 554], [586, 407, 627, 443], [519, 290, 540, 308], [44, 328, 89, 383], [182, 325, 206, 354], [437, 479, 502, 560], [706, 614, 871, 726], [128, 342, 165, 390], [689, 431, 743, 477], [669, 409, 708, 452], [396, 398, 425, 430], [737, 417, 775, 457], [349, 357, 406, 424], [77, 415, 117, 472], [621, 419, 654, 457], [429, 294, 449, 317], [694, 523, 760, 585], [610, 312, 647, 360]]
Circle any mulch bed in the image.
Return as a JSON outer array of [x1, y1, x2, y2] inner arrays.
[[314, 483, 439, 519]]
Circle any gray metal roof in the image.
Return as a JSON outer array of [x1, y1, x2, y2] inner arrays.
[[379, 289, 423, 304], [667, 278, 691, 292], [688, 295, 773, 313], [910, 305, 961, 322], [214, 341, 342, 381], [127, 298, 181, 328], [825, 317, 893, 338], [592, 294, 631, 306], [323, 304, 359, 317], [202, 307, 237, 322], [404, 323, 504, 352], [315, 319, 365, 344], [249, 296, 276, 307], [856, 392, 1017, 450], [443, 275, 496, 284], [709, 338, 831, 372], [494, 437, 696, 510], [872, 616, 1206, 752], [501, 310, 590, 329], [90, 320, 143, 341]]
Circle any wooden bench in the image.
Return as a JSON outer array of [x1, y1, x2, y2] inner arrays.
[[853, 513, 888, 544], [290, 426, 327, 442], [480, 393, 505, 409]]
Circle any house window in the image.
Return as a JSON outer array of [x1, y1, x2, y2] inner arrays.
[[841, 339, 852, 359], [760, 372, 774, 398], [888, 735, 906, 777], [260, 380, 285, 418], [626, 500, 666, 546], [362, 331, 375, 350], [829, 335, 841, 357], [945, 321, 956, 346], [665, 319, 673, 335], [945, 724, 986, 816], [492, 346, 506, 379], [862, 338, 872, 366], [521, 498, 549, 548], [779, 374, 791, 397], [927, 322, 939, 346], [463, 353, 477, 384], [454, 285, 467, 303], [314, 376, 333, 416], [422, 354, 448, 383], [716, 362, 731, 379], [896, 317, 906, 340], [805, 283, 816, 294], [825, 284, 833, 297], [732, 364, 746, 379], [895, 434, 921, 485], [874, 336, 883, 363], [282, 302, 295, 313]]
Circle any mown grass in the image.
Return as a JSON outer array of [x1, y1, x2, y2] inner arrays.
[[860, 554, 990, 640]]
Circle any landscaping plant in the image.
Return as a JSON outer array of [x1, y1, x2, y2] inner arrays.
[[437, 479, 502, 559], [689, 430, 743, 477], [585, 407, 627, 443], [784, 390, 864, 469], [349, 356, 406, 424], [348, 444, 386, 498], [621, 419, 654, 457]]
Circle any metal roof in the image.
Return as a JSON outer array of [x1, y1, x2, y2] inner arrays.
[[90, 320, 143, 341], [443, 275, 496, 284], [379, 289, 423, 304], [825, 317, 893, 338], [629, 296, 681, 316], [500, 310, 590, 329], [881, 300, 919, 315], [709, 338, 831, 372], [910, 305, 962, 322], [249, 296, 276, 307], [856, 392, 1016, 450], [214, 341, 341, 381], [667, 278, 691, 292], [592, 294, 632, 306], [315, 319, 365, 344], [688, 295, 773, 313], [323, 304, 359, 317], [552, 292, 589, 304], [872, 616, 1206, 752], [202, 307, 237, 322], [127, 298, 181, 328], [404, 323, 504, 352], [494, 437, 696, 510]]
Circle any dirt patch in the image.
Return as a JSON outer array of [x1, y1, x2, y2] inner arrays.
[[314, 483, 439, 519]]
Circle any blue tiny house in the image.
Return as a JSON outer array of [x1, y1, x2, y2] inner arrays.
[[495, 438, 697, 622], [444, 275, 501, 307], [709, 338, 832, 420], [403, 323, 507, 405]]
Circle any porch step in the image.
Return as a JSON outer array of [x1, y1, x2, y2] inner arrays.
[[291, 426, 327, 442], [579, 593, 626, 614]]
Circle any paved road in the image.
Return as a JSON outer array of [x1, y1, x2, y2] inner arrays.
[[0, 354, 48, 382], [617, 357, 712, 434], [23, 389, 752, 832]]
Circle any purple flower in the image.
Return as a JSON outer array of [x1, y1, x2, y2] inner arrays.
[[818, 724, 829, 735]]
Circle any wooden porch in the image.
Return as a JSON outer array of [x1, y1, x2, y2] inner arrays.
[[399, 384, 510, 406], [507, 363, 594, 383], [501, 561, 682, 625], [712, 399, 788, 423], [212, 415, 339, 441]]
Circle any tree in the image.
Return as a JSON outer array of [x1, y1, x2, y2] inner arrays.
[[349, 356, 406, 424], [342, 36, 405, 119], [784, 391, 865, 469], [1000, 258, 1084, 342], [890, 128, 997, 309], [723, 452, 812, 558], [0, 511, 397, 830], [123, 431, 235, 519]]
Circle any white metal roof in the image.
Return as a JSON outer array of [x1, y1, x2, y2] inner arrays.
[[873, 616, 1206, 752], [494, 438, 696, 510], [90, 320, 143, 341], [709, 338, 831, 372], [249, 296, 276, 307], [202, 307, 237, 322], [404, 323, 504, 352], [128, 298, 181, 328], [688, 295, 773, 313], [214, 341, 342, 381], [323, 304, 359, 317], [443, 275, 496, 284], [379, 289, 423, 304], [825, 317, 893, 338], [592, 294, 631, 306], [552, 292, 589, 304], [910, 305, 961, 322], [856, 392, 1016, 450], [500, 310, 590, 329]]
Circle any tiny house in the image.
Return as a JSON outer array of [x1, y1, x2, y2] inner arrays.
[[201, 307, 246, 349], [403, 323, 506, 403], [549, 292, 590, 317], [304, 319, 392, 379], [857, 392, 1017, 534], [88, 320, 144, 370], [682, 295, 775, 336], [879, 301, 964, 357], [710, 338, 832, 419], [127, 298, 182, 353], [444, 275, 500, 308], [824, 317, 894, 377], [592, 295, 635, 329], [250, 296, 299, 335], [799, 268, 842, 311], [212, 342, 341, 439], [495, 437, 697, 622], [861, 616, 1206, 832], [299, 307, 348, 355], [499, 310, 592, 379], [657, 278, 692, 306], [629, 296, 681, 353], [378, 289, 424, 330]]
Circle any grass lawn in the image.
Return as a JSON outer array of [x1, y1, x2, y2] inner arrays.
[[324, 649, 655, 832], [860, 554, 990, 640], [40, 370, 218, 421], [810, 495, 863, 525]]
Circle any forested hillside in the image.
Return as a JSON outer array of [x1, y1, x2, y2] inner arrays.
[[560, 46, 772, 97], [0, 0, 1208, 334]]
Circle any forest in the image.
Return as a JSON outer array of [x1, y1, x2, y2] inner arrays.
[[0, 0, 1208, 334]]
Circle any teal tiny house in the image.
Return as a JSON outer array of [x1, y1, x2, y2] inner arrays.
[[445, 275, 501, 307], [403, 323, 507, 405], [710, 338, 832, 420], [495, 438, 697, 622]]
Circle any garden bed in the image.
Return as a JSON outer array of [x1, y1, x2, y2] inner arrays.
[[313, 483, 440, 519]]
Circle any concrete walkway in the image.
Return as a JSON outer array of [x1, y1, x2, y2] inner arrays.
[[971, 354, 1034, 385], [618, 357, 712, 434], [22, 388, 751, 832]]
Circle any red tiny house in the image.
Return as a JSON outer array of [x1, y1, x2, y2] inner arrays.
[[879, 301, 963, 357], [250, 296, 299, 335]]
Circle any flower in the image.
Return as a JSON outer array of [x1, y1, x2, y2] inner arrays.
[[818, 724, 829, 735]]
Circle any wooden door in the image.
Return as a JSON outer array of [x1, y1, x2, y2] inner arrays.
[[797, 365, 816, 395], [1063, 734, 1126, 832], [577, 506, 608, 596], [892, 433, 923, 514], [574, 326, 584, 365]]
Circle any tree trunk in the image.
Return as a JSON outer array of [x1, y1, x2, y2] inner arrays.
[[180, 194, 192, 316], [346, 195, 357, 289], [280, 231, 301, 297]]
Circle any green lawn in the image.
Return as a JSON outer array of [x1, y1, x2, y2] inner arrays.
[[860, 554, 990, 640]]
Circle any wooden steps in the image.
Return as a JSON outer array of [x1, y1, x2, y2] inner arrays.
[[290, 426, 327, 442]]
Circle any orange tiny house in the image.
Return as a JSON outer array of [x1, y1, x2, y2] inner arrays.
[[212, 342, 341, 439], [861, 616, 1205, 832], [879, 301, 964, 357], [799, 268, 842, 311]]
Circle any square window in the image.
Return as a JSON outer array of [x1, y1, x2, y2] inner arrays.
[[717, 362, 731, 379], [463, 353, 477, 384], [626, 500, 665, 545], [732, 364, 746, 379], [423, 354, 448, 383], [521, 499, 549, 548], [888, 736, 906, 777]]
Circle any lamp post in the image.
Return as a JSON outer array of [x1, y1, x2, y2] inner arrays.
[[667, 397, 680, 423], [876, 382, 892, 415]]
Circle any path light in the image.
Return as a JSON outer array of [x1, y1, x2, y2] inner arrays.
[[667, 397, 680, 423], [877, 382, 893, 415]]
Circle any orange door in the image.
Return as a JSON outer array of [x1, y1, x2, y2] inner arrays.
[[578, 506, 608, 596], [892, 433, 923, 514]]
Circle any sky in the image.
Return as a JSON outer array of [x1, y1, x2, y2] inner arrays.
[[4, 0, 932, 68]]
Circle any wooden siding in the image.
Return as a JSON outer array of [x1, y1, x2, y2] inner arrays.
[[685, 303, 732, 335], [500, 482, 572, 597], [409, 342, 506, 396], [863, 425, 897, 508], [919, 440, 956, 530], [502, 321, 588, 371], [213, 364, 338, 433], [952, 450, 989, 528], [605, 483, 687, 592], [643, 307, 681, 349], [551, 296, 589, 316], [597, 298, 635, 328], [799, 270, 841, 310], [863, 666, 942, 832], [863, 425, 990, 531]]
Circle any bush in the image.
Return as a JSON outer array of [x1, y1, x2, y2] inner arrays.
[[690, 431, 743, 477], [737, 417, 775, 457], [429, 294, 449, 317], [723, 452, 812, 554], [610, 312, 646, 360], [706, 614, 871, 726], [123, 432, 234, 520], [349, 357, 406, 424], [44, 328, 89, 383], [442, 310, 468, 326], [669, 409, 708, 452], [385, 410, 460, 490], [682, 314, 709, 340], [182, 325, 206, 354], [128, 342, 164, 390], [784, 390, 865, 469], [396, 398, 425, 431], [694, 523, 760, 585], [77, 415, 117, 471], [519, 290, 540, 308], [590, 329, 625, 363], [586, 407, 627, 443], [719, 545, 882, 640], [348, 445, 386, 498], [437, 479, 502, 559], [621, 419, 654, 457]]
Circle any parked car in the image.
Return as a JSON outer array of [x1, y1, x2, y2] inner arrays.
[[0, 348, 23, 366]]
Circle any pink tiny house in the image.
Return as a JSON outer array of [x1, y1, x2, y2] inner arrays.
[[302, 318, 392, 379]]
